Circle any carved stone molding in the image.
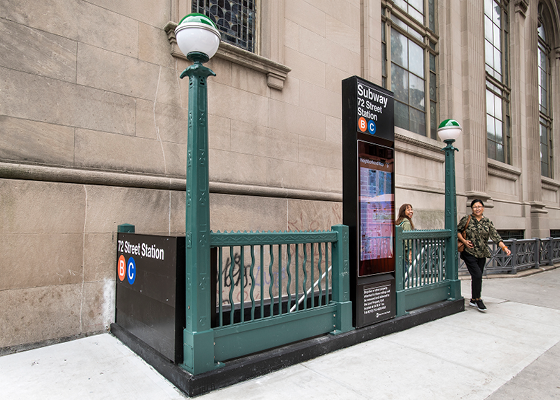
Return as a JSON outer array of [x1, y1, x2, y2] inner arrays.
[[0, 162, 340, 202], [530, 200, 548, 214], [488, 158, 521, 182], [541, 176, 560, 192], [464, 191, 494, 208], [394, 182, 445, 195], [514, 0, 529, 17], [164, 21, 291, 90], [394, 132, 445, 163]]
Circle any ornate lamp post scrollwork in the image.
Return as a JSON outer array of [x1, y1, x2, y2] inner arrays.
[[175, 13, 221, 375]]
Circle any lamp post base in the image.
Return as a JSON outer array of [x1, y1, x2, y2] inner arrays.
[[181, 329, 223, 375]]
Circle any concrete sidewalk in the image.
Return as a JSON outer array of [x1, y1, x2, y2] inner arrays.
[[1, 268, 559, 399]]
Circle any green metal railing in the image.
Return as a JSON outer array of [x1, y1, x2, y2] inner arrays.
[[395, 226, 461, 316], [207, 224, 353, 363]]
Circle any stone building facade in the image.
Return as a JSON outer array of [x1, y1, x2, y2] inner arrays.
[[1, 0, 559, 349]]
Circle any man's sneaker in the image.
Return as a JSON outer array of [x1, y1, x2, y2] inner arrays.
[[476, 299, 487, 312], [469, 299, 477, 307]]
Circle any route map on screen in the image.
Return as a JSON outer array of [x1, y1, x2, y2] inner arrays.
[[358, 141, 395, 276]]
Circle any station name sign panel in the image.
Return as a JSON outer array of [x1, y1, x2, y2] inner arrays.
[[353, 78, 394, 142], [115, 233, 185, 363]]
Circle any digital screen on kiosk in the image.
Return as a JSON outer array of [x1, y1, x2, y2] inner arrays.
[[358, 141, 395, 277]]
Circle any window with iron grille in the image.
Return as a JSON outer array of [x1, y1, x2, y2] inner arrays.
[[497, 230, 524, 240], [192, 0, 256, 53], [382, 0, 438, 139], [550, 230, 560, 238]]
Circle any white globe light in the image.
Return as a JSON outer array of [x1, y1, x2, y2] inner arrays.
[[175, 14, 221, 61], [437, 119, 462, 141]]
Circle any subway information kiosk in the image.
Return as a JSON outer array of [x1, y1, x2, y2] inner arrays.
[[342, 76, 395, 328]]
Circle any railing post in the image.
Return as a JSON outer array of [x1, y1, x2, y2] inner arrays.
[[395, 225, 407, 316], [511, 239, 517, 274], [544, 238, 548, 265], [534, 238, 541, 269], [547, 237, 554, 266], [331, 225, 353, 334]]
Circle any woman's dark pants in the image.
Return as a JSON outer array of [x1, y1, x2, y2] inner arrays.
[[460, 251, 486, 299]]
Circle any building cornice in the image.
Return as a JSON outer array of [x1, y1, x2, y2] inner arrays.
[[164, 22, 291, 90], [488, 158, 521, 182], [541, 176, 560, 190], [514, 0, 529, 17], [394, 131, 445, 163]]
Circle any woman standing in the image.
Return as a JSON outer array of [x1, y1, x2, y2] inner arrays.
[[457, 199, 511, 312], [396, 203, 415, 263]]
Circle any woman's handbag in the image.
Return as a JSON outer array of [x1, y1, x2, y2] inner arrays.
[[457, 215, 471, 252]]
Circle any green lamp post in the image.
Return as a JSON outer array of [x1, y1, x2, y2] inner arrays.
[[438, 119, 462, 301], [175, 13, 221, 375]]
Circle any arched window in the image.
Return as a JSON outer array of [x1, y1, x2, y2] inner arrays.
[[485, 0, 511, 164], [538, 2, 553, 177]]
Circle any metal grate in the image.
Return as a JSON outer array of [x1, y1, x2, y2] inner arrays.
[[192, 0, 256, 53]]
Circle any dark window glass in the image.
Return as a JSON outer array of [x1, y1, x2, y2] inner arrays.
[[537, 4, 553, 178], [497, 230, 524, 240], [383, 2, 437, 138], [485, 0, 510, 164]]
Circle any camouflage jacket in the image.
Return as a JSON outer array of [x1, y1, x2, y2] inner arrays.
[[457, 214, 503, 258]]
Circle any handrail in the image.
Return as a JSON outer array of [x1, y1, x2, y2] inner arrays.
[[400, 229, 452, 239], [290, 265, 332, 312], [210, 230, 337, 246]]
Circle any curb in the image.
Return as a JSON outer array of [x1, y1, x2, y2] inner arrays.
[[459, 264, 560, 280]]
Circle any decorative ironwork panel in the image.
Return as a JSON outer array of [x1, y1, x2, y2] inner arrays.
[[540, 238, 551, 264], [401, 237, 447, 289], [458, 239, 544, 275], [213, 239, 335, 328], [484, 241, 513, 274], [551, 238, 560, 263], [515, 240, 537, 270], [397, 229, 452, 289], [192, 0, 256, 52]]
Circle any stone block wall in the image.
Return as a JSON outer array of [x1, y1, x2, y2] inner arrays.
[[0, 0, 352, 349]]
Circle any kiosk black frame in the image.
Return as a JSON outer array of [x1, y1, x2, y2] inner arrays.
[[342, 76, 396, 328]]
